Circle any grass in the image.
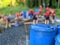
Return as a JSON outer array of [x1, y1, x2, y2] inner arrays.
[[0, 6, 30, 15], [56, 8, 60, 17], [0, 6, 60, 17]]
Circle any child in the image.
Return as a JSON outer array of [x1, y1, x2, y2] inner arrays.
[[39, 5, 43, 15], [19, 12, 23, 19], [28, 9, 34, 19], [4, 16, 9, 28], [44, 7, 51, 24], [33, 12, 38, 24], [0, 15, 2, 25], [15, 12, 20, 23], [50, 8, 56, 23]]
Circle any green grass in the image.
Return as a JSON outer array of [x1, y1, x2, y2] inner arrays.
[[0, 6, 60, 17], [0, 6, 30, 15], [56, 9, 60, 17]]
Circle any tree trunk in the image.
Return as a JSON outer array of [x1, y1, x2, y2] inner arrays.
[[58, 0, 60, 8]]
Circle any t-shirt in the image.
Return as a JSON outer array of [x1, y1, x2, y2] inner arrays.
[[46, 7, 50, 11], [34, 12, 39, 15], [39, 7, 43, 12], [44, 11, 51, 16]]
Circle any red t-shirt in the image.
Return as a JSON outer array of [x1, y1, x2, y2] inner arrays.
[[34, 12, 40, 15], [46, 7, 50, 11], [39, 7, 42, 12], [39, 6, 43, 14], [44, 11, 50, 16], [44, 13, 47, 16]]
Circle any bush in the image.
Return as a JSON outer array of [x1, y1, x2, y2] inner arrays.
[[56, 9, 60, 17]]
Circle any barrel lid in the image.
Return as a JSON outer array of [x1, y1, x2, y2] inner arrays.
[[56, 34, 60, 42], [30, 24, 55, 32], [31, 24, 51, 28]]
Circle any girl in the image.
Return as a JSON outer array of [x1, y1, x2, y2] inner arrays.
[[4, 16, 9, 28], [15, 12, 20, 23], [50, 8, 56, 23], [44, 7, 51, 24], [39, 5, 43, 15]]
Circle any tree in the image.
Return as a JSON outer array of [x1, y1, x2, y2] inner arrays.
[[58, 0, 60, 8]]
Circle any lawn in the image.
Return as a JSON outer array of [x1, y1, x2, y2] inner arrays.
[[0, 6, 60, 17]]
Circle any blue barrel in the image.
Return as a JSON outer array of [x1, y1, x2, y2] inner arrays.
[[30, 25, 56, 45], [23, 11, 27, 18], [55, 34, 60, 45], [31, 24, 52, 28], [57, 25, 60, 34]]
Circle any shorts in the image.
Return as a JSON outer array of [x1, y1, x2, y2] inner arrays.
[[44, 16, 49, 20], [8, 18, 10, 22], [33, 15, 37, 20], [52, 16, 55, 19]]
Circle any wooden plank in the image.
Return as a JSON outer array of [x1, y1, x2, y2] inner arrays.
[[24, 22, 33, 24]]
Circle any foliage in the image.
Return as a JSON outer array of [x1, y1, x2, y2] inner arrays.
[[0, 0, 17, 8]]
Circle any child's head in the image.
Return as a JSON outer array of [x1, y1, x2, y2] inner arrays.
[[40, 5, 43, 8], [16, 12, 20, 17], [20, 11, 23, 16], [46, 7, 50, 11]]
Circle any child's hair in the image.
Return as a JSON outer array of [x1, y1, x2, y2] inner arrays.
[[0, 16, 2, 19], [20, 12, 23, 16]]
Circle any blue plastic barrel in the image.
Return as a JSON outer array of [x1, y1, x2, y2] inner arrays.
[[55, 34, 60, 45], [23, 11, 27, 18], [57, 25, 60, 34], [30, 25, 56, 45]]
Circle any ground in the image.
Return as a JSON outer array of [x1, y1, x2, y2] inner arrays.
[[0, 24, 29, 45]]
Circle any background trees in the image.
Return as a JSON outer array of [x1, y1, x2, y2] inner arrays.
[[0, 0, 60, 8]]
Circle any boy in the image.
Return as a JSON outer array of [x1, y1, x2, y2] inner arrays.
[[33, 12, 38, 24], [28, 9, 34, 19]]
